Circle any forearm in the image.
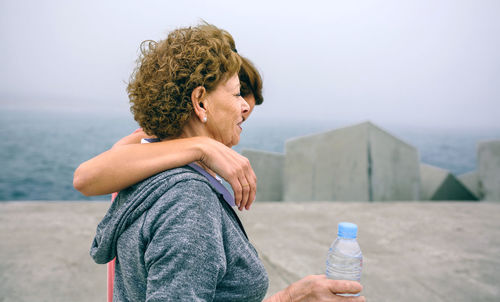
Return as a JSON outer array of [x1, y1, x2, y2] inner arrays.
[[73, 137, 206, 196]]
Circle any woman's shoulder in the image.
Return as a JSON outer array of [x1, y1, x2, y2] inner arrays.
[[124, 165, 210, 195], [115, 165, 219, 215], [157, 167, 219, 203], [141, 167, 225, 237], [150, 165, 209, 186], [142, 166, 222, 213]]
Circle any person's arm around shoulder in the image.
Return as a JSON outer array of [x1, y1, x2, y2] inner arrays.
[[265, 275, 365, 302], [73, 129, 256, 210]]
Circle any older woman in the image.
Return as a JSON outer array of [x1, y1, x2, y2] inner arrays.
[[74, 55, 262, 211], [90, 23, 364, 301]]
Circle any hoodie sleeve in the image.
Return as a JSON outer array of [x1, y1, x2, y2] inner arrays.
[[142, 179, 227, 302]]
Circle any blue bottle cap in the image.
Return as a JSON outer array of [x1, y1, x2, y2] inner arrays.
[[338, 222, 358, 239]]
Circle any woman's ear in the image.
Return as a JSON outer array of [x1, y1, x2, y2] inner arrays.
[[191, 86, 207, 123]]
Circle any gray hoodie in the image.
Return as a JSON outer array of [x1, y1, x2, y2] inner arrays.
[[90, 165, 268, 301]]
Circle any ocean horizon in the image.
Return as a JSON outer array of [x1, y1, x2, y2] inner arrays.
[[1, 108, 499, 201]]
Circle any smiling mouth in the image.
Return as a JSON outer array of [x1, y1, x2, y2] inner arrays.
[[237, 117, 245, 129]]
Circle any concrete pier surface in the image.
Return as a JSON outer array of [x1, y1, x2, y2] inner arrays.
[[1, 201, 499, 302]]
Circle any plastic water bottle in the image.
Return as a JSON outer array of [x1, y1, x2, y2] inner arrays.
[[326, 222, 363, 296]]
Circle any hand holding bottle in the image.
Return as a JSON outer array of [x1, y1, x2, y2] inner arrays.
[[264, 274, 364, 302]]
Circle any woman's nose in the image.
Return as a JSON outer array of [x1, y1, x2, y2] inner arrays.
[[241, 97, 250, 113]]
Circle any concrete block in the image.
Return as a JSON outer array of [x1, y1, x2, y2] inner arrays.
[[241, 149, 284, 201], [420, 164, 478, 201], [284, 121, 420, 201], [478, 140, 500, 201], [369, 124, 421, 201], [457, 171, 481, 199]]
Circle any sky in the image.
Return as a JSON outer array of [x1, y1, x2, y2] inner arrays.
[[1, 0, 499, 129]]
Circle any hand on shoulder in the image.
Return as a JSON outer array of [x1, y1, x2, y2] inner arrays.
[[197, 137, 257, 211]]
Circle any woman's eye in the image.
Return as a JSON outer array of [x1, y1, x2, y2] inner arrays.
[[235, 92, 241, 97]]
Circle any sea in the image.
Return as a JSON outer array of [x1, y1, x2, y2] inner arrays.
[[1, 108, 499, 201]]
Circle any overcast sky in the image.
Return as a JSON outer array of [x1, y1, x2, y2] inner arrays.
[[1, 0, 499, 129]]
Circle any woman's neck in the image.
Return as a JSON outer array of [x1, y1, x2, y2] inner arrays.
[[179, 117, 210, 139]]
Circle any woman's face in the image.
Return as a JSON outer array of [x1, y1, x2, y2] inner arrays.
[[205, 73, 250, 147]]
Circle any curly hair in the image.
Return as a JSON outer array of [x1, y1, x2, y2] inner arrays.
[[128, 23, 241, 140], [239, 56, 264, 105]]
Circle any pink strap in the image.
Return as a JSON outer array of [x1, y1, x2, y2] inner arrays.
[[107, 258, 116, 302], [107, 192, 118, 302]]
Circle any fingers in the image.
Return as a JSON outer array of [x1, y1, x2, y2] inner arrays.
[[246, 169, 257, 210], [285, 275, 365, 302], [341, 295, 366, 302], [225, 155, 255, 211], [228, 172, 249, 210], [200, 138, 256, 211], [326, 279, 363, 295], [322, 277, 366, 302], [234, 160, 256, 211], [229, 175, 243, 208], [240, 157, 257, 210], [339, 295, 366, 302], [239, 175, 250, 211]]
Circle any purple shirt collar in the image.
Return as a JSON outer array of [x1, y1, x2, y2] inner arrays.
[[187, 163, 236, 207]]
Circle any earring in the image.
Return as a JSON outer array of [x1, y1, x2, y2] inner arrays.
[[202, 116, 207, 123]]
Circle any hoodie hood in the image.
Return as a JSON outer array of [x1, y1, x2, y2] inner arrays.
[[90, 165, 218, 264]]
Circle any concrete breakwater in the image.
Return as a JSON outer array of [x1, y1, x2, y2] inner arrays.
[[1, 201, 499, 302], [243, 122, 500, 202]]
